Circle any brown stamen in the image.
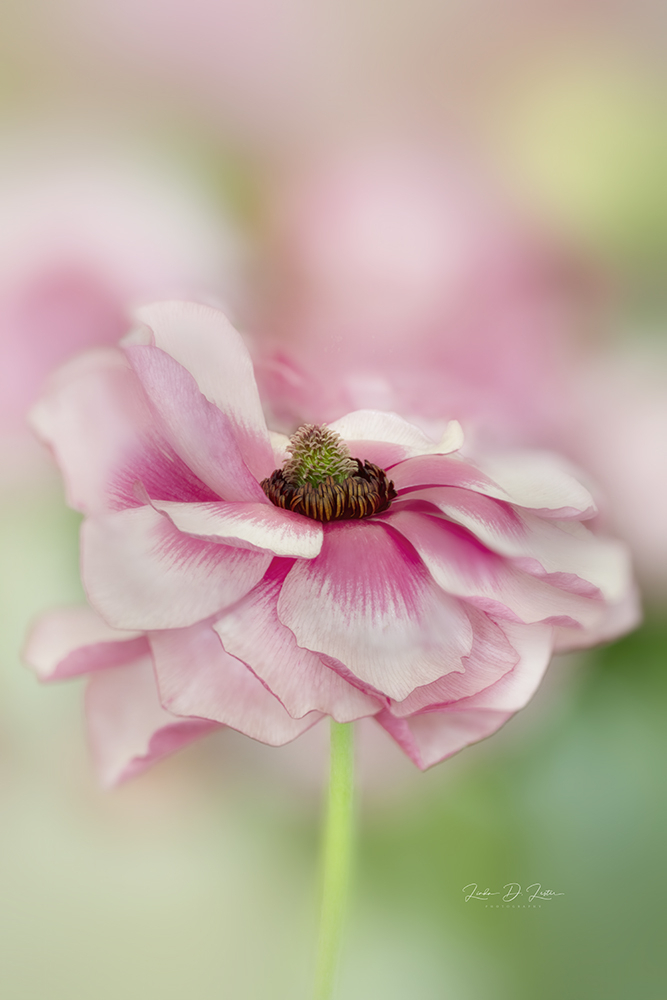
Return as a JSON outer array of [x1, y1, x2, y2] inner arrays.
[[261, 459, 397, 522]]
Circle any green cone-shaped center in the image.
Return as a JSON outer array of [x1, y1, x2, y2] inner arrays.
[[282, 424, 357, 488]]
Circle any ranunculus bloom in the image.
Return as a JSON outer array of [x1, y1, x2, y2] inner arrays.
[[24, 302, 637, 785]]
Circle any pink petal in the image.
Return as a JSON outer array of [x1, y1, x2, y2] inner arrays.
[[383, 509, 605, 630], [23, 605, 148, 681], [150, 498, 323, 558], [392, 450, 595, 519], [126, 344, 267, 503], [150, 621, 322, 743], [378, 621, 554, 768], [390, 453, 506, 494], [554, 585, 642, 652], [276, 520, 474, 701], [213, 562, 381, 722], [389, 608, 519, 716], [81, 506, 271, 629], [454, 621, 553, 712], [328, 410, 462, 467], [86, 654, 219, 787], [403, 490, 630, 601], [474, 450, 597, 518], [132, 301, 275, 480], [377, 708, 512, 770], [30, 347, 215, 513]]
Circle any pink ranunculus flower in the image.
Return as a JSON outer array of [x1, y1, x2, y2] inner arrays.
[[24, 301, 638, 785]]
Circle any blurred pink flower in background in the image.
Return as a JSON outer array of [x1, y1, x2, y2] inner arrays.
[[572, 347, 667, 601], [252, 146, 590, 449], [0, 142, 239, 477], [24, 301, 637, 785]]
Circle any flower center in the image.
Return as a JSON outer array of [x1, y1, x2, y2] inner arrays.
[[261, 424, 396, 522]]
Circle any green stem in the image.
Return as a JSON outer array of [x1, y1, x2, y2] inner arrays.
[[313, 720, 355, 1000]]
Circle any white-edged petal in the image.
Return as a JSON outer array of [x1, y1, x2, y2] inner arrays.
[[384, 509, 606, 631], [276, 520, 474, 701], [328, 410, 463, 466], [151, 499, 323, 558], [81, 506, 271, 629], [126, 344, 267, 503], [408, 489, 631, 601], [473, 450, 597, 517], [150, 622, 322, 743], [134, 301, 274, 479]]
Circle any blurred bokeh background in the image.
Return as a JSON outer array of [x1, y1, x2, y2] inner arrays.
[[0, 1, 665, 997]]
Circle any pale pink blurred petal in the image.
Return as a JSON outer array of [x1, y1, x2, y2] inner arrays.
[[85, 654, 220, 787], [573, 349, 667, 598], [255, 147, 576, 446], [472, 450, 597, 518], [23, 605, 147, 681], [0, 148, 238, 443]]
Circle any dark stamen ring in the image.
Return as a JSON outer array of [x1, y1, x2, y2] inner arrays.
[[261, 459, 396, 522]]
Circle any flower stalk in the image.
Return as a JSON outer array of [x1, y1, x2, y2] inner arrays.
[[313, 720, 356, 1000]]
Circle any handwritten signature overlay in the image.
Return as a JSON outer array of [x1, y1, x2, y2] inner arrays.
[[463, 883, 565, 905]]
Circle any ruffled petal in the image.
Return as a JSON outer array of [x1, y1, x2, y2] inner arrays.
[[402, 490, 630, 601], [150, 621, 322, 742], [376, 708, 513, 770], [473, 450, 597, 518], [81, 506, 271, 629], [328, 411, 463, 467], [30, 347, 215, 513], [383, 509, 606, 630], [377, 622, 553, 768], [86, 654, 219, 787], [389, 608, 519, 716], [455, 621, 554, 712], [554, 584, 642, 652], [393, 451, 596, 519], [276, 520, 474, 701], [213, 561, 381, 722], [23, 605, 148, 681], [132, 301, 274, 480], [150, 499, 323, 558], [390, 453, 506, 495], [126, 344, 267, 503]]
